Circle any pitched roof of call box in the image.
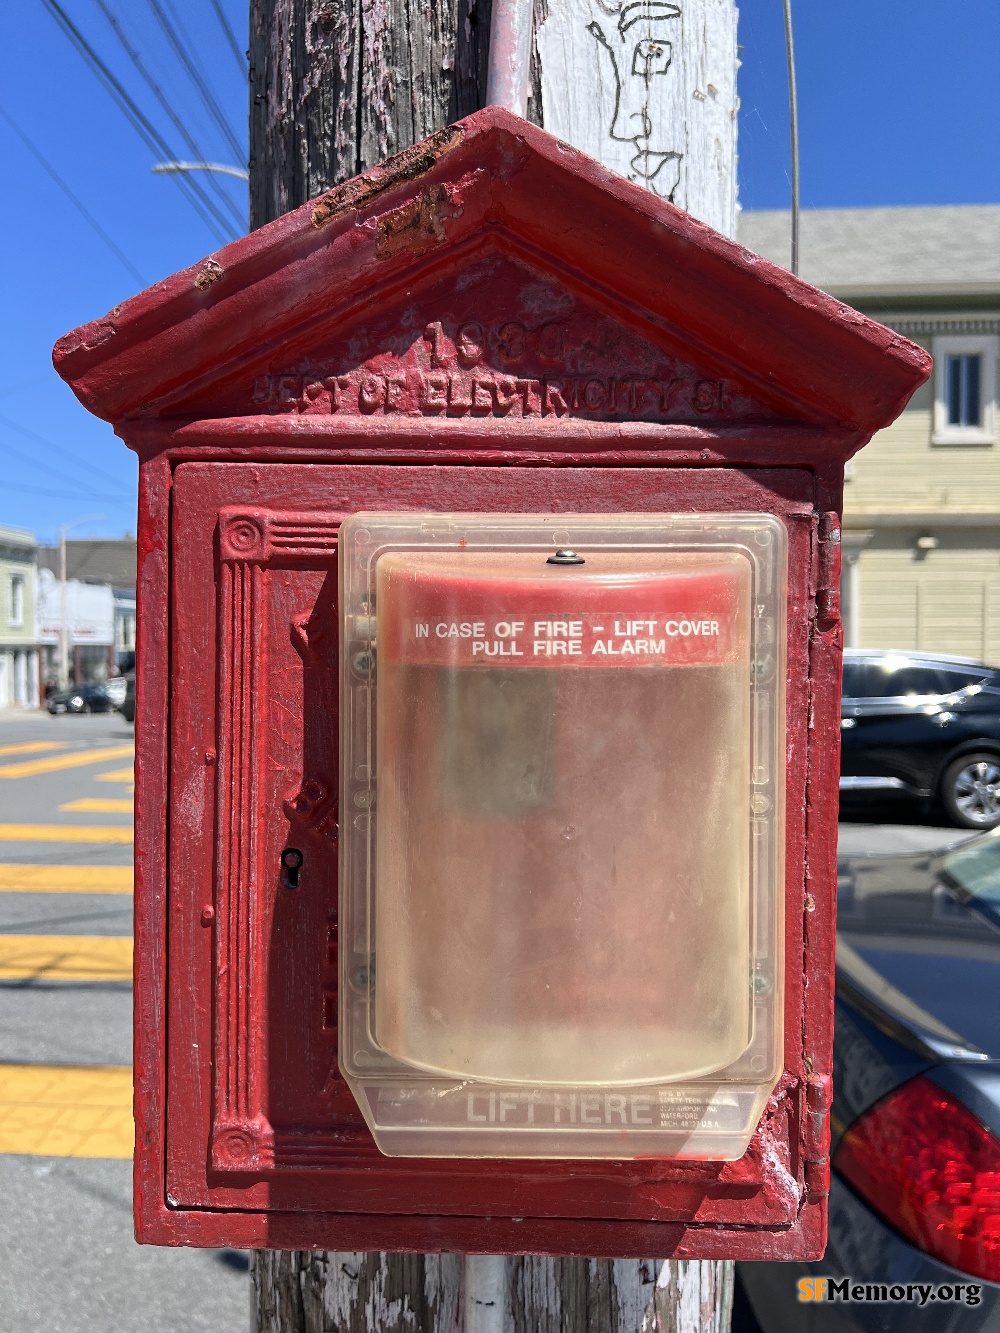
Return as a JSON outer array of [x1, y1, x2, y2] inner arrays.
[[53, 107, 930, 440]]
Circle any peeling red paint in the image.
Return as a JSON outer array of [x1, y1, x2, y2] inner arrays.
[[373, 182, 463, 258], [310, 125, 464, 229], [194, 259, 225, 289]]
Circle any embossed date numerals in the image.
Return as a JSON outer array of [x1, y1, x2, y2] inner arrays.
[[423, 319, 564, 369]]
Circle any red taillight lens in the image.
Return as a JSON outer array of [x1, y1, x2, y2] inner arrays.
[[833, 1074, 1000, 1282]]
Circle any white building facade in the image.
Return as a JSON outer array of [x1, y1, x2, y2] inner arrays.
[[36, 568, 116, 685], [0, 526, 40, 709], [739, 205, 1000, 663]]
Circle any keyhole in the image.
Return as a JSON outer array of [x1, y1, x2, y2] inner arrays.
[[281, 847, 304, 889]]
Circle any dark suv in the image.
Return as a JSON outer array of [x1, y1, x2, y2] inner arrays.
[[840, 649, 1000, 829]]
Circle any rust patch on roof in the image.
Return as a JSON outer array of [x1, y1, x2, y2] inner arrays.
[[374, 183, 462, 260], [310, 125, 464, 230], [194, 258, 224, 289]]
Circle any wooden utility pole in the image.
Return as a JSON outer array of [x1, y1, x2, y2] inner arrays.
[[248, 1, 739, 1327]]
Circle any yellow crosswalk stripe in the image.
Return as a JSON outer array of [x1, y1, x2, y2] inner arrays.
[[0, 742, 69, 759], [0, 825, 133, 844], [0, 935, 132, 981], [95, 767, 134, 784], [59, 798, 134, 814], [0, 866, 133, 894], [0, 745, 134, 779], [0, 1064, 132, 1158]]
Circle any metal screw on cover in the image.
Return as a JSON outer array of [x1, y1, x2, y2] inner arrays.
[[547, 549, 586, 565]]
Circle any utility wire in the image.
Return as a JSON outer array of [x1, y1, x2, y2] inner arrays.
[[0, 376, 50, 399], [782, 0, 801, 276], [91, 0, 245, 232], [162, 0, 244, 150], [0, 437, 130, 503], [209, 0, 248, 76], [0, 105, 147, 287], [0, 413, 134, 498], [1, 477, 130, 502], [42, 0, 234, 243], [146, 0, 245, 165], [40, 0, 236, 246]]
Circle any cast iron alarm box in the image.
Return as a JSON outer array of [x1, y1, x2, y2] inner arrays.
[[53, 107, 930, 1259]]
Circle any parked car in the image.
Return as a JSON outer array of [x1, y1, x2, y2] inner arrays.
[[738, 828, 1000, 1331], [117, 673, 135, 724], [841, 649, 1000, 829], [46, 682, 119, 715]]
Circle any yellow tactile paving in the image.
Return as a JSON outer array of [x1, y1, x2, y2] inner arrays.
[[0, 742, 69, 759], [60, 798, 134, 814], [0, 1064, 132, 1158], [0, 865, 133, 894], [0, 935, 133, 981], [0, 745, 134, 779], [95, 767, 134, 784], [0, 825, 133, 843]]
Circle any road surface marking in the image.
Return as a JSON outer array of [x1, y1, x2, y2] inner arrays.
[[0, 1064, 131, 1158], [0, 742, 69, 758], [0, 935, 132, 981], [60, 798, 134, 813], [0, 745, 134, 779], [95, 767, 134, 784], [0, 824, 133, 844], [0, 866, 133, 894]]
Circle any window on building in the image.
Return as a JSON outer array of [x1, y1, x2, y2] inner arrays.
[[947, 354, 981, 427], [933, 334, 998, 444], [9, 575, 24, 628]]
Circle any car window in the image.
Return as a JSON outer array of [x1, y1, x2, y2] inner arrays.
[[842, 660, 992, 699], [842, 664, 890, 697], [842, 662, 941, 697], [883, 666, 950, 697], [841, 663, 867, 697], [938, 669, 991, 694], [937, 830, 1000, 927]]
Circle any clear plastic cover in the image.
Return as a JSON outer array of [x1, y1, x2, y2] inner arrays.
[[340, 513, 786, 1158]]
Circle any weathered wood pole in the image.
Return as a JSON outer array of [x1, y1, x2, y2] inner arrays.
[[249, 0, 739, 1327], [249, 0, 737, 236]]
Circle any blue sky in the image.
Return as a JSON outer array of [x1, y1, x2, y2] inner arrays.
[[2, 0, 998, 542]]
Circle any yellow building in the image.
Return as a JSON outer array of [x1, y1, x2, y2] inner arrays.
[[0, 525, 40, 708], [739, 205, 1000, 662]]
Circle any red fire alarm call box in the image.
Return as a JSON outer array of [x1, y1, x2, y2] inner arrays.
[[53, 107, 930, 1259]]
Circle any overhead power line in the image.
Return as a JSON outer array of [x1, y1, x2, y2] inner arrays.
[[0, 437, 130, 504], [92, 0, 246, 233], [0, 105, 147, 287], [40, 0, 237, 246], [1, 477, 131, 502], [146, 0, 246, 166], [209, 0, 248, 76], [0, 413, 134, 498]]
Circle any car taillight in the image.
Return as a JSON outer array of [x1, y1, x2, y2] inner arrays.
[[833, 1074, 1000, 1282]]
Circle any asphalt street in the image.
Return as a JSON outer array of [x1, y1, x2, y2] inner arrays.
[[0, 711, 248, 1333]]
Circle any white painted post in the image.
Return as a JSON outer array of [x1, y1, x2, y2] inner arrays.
[[536, 0, 739, 237], [464, 1255, 507, 1333]]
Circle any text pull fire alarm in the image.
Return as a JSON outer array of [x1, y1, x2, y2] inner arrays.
[[340, 513, 787, 1159]]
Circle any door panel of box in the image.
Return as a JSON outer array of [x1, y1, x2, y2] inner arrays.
[[167, 461, 816, 1219]]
